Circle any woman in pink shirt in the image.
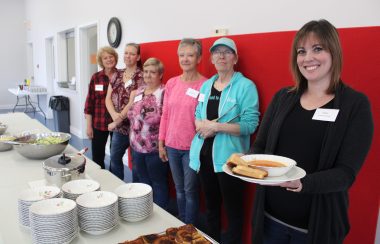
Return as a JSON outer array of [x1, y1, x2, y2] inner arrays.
[[159, 38, 207, 224]]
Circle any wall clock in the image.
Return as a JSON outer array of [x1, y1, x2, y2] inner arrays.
[[107, 17, 122, 48]]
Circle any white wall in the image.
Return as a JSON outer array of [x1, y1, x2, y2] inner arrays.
[[7, 0, 380, 137], [0, 0, 27, 109]]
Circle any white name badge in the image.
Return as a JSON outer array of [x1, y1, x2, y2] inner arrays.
[[198, 93, 205, 102], [95, 84, 103, 91], [125, 79, 132, 88], [186, 88, 200, 98], [312, 108, 339, 122], [134, 94, 143, 103]]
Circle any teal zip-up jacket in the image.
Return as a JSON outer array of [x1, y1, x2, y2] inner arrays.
[[189, 72, 260, 172]]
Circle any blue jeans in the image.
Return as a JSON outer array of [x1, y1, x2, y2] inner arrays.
[[166, 146, 199, 224], [264, 215, 308, 244], [110, 132, 130, 181], [132, 149, 169, 209]]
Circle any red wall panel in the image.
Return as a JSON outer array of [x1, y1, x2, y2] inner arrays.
[[138, 26, 380, 244]]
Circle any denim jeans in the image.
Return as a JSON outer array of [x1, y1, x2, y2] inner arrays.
[[166, 146, 199, 224], [264, 215, 308, 244], [110, 131, 129, 181], [132, 149, 169, 209]]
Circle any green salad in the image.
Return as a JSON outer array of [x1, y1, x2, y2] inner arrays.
[[36, 136, 65, 145]]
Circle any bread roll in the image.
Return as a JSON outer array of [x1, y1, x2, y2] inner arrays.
[[226, 153, 249, 168], [232, 165, 268, 179], [248, 160, 286, 167]]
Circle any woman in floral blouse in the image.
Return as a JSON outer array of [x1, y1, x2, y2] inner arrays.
[[125, 58, 169, 209], [105, 43, 144, 181]]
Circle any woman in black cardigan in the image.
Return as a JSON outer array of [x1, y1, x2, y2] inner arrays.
[[251, 19, 374, 244]]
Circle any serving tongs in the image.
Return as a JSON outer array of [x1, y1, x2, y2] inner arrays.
[[3, 134, 36, 145]]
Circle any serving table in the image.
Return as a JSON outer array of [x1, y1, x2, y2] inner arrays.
[[0, 113, 189, 244]]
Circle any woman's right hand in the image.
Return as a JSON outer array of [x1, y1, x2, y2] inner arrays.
[[159, 144, 168, 162], [86, 126, 94, 139]]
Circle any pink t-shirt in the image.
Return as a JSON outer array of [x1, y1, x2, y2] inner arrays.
[[159, 75, 207, 150]]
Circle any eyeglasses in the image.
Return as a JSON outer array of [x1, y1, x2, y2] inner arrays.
[[212, 49, 234, 57]]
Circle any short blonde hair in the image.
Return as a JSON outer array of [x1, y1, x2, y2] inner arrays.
[[143, 57, 164, 75], [97, 46, 118, 69]]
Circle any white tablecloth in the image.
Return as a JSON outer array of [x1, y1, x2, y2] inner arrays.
[[0, 113, 188, 244]]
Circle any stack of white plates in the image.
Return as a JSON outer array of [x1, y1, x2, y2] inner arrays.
[[62, 179, 100, 201], [18, 186, 61, 229], [29, 198, 78, 243], [114, 183, 153, 222], [76, 191, 118, 235]]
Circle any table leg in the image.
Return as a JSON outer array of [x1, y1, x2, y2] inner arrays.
[[26, 95, 36, 116], [12, 96, 20, 112], [36, 95, 47, 122]]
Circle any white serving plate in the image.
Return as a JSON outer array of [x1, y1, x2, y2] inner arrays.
[[76, 191, 117, 208], [223, 164, 306, 185]]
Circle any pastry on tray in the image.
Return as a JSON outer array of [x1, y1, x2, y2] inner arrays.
[[119, 224, 211, 244]]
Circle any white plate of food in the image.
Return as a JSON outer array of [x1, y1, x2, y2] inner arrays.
[[222, 154, 306, 185]]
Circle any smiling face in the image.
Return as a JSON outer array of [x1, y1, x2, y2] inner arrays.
[[211, 46, 237, 73], [178, 44, 201, 72], [124, 45, 140, 68], [101, 52, 116, 70], [296, 33, 332, 86]]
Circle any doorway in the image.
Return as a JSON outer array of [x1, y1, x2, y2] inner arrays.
[[27, 42, 34, 83], [79, 23, 98, 138]]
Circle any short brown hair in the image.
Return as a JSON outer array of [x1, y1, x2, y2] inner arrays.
[[290, 19, 342, 93], [143, 57, 164, 75], [97, 46, 118, 69]]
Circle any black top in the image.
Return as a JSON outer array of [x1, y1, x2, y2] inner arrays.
[[265, 98, 334, 229], [251, 84, 374, 244], [201, 85, 221, 156]]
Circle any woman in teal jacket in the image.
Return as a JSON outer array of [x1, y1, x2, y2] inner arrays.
[[189, 37, 259, 243]]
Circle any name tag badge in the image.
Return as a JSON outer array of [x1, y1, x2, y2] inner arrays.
[[186, 88, 199, 98], [134, 94, 143, 103], [312, 108, 339, 122], [198, 93, 205, 102], [125, 79, 132, 88], [95, 84, 103, 91]]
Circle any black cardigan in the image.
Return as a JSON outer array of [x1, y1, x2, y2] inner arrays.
[[251, 83, 374, 244]]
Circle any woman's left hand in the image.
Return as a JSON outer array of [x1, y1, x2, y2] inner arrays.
[[197, 119, 218, 138], [278, 179, 303, 192]]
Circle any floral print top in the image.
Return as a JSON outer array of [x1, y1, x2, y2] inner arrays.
[[110, 67, 144, 135], [127, 85, 164, 153]]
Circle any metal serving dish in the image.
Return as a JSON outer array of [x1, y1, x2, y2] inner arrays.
[[0, 123, 7, 135], [0, 135, 14, 152], [43, 153, 86, 187], [12, 132, 71, 159]]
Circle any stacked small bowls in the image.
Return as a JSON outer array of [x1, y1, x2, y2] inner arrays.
[[18, 186, 61, 228], [114, 183, 153, 222], [76, 191, 118, 235], [29, 198, 78, 243], [61, 179, 100, 200]]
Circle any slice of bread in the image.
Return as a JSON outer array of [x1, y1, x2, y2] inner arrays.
[[232, 165, 268, 179], [226, 153, 249, 168]]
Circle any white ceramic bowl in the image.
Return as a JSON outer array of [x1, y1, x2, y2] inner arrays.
[[240, 154, 296, 177]]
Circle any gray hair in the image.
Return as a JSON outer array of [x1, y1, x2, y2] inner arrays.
[[177, 38, 202, 57]]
